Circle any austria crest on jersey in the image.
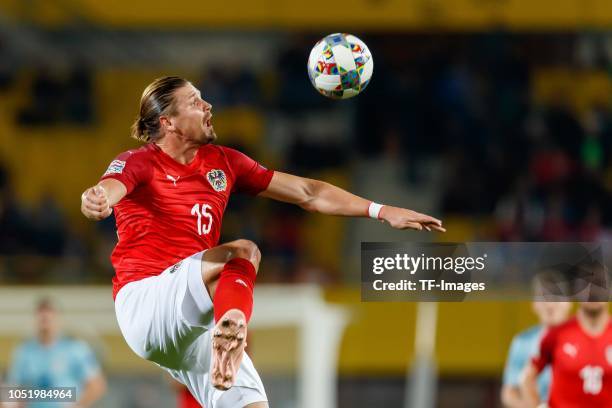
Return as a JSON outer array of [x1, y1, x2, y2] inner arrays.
[[206, 169, 227, 192]]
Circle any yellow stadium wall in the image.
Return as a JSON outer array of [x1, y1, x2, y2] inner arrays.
[[3, 0, 612, 29], [326, 288, 542, 377]]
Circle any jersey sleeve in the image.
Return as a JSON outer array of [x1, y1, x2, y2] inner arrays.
[[100, 150, 152, 195], [503, 335, 527, 386], [532, 327, 557, 374], [222, 147, 274, 195]]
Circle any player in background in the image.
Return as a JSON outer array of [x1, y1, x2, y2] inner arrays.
[[80, 76, 445, 408], [501, 301, 571, 407], [521, 302, 612, 408], [4, 298, 107, 408]]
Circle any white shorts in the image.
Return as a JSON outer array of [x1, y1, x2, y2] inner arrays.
[[114, 251, 267, 408]]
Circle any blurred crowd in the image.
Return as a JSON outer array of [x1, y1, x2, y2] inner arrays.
[[352, 34, 612, 242], [16, 66, 95, 126], [1, 33, 612, 285]]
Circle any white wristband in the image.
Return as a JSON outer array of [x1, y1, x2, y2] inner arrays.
[[368, 202, 384, 219]]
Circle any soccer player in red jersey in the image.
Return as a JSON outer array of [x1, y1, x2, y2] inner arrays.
[[80, 76, 445, 408], [522, 302, 612, 408]]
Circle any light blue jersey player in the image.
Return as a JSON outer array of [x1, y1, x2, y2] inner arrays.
[[6, 298, 106, 408], [501, 302, 571, 407], [503, 325, 550, 400]]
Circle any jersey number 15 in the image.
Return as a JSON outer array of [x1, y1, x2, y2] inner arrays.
[[191, 203, 213, 235]]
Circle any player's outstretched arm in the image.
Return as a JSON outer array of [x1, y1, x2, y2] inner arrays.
[[259, 172, 445, 232], [80, 179, 127, 221]]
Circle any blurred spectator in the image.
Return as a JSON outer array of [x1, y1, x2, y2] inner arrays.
[[31, 193, 68, 256], [199, 63, 259, 108], [287, 133, 348, 173], [17, 68, 63, 126], [17, 66, 94, 126], [0, 34, 15, 91], [5, 298, 106, 407], [276, 37, 326, 110], [0, 180, 33, 255], [64, 65, 95, 125]]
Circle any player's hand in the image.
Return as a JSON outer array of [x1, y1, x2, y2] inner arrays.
[[379, 206, 445, 232], [81, 185, 112, 220]]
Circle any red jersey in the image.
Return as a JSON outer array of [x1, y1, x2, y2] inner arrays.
[[100, 143, 274, 298], [532, 317, 612, 408]]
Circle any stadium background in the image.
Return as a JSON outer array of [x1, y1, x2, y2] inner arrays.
[[1, 0, 612, 407]]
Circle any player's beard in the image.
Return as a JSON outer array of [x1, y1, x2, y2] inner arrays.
[[202, 126, 217, 144], [201, 115, 217, 144], [189, 122, 216, 146]]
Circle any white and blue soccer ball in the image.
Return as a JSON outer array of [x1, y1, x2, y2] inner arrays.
[[307, 33, 374, 99]]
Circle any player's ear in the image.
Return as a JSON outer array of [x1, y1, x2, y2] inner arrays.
[[159, 115, 174, 132]]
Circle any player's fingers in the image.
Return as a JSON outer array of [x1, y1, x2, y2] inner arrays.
[[415, 214, 442, 226], [84, 191, 106, 205], [84, 201, 107, 212], [90, 209, 107, 219], [93, 185, 105, 195], [427, 223, 446, 233], [83, 201, 111, 219], [87, 197, 106, 206], [101, 207, 113, 218], [84, 210, 105, 220], [86, 190, 106, 202], [402, 222, 423, 231], [82, 189, 94, 202], [84, 196, 106, 207]]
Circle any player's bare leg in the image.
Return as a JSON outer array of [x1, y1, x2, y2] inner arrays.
[[200, 239, 261, 297], [200, 239, 261, 390]]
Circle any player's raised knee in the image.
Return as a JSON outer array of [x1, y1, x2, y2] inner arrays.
[[230, 239, 261, 269]]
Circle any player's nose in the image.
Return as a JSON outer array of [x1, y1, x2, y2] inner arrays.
[[202, 100, 212, 112]]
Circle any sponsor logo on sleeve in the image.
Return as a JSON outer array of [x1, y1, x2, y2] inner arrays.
[[104, 160, 126, 176], [206, 169, 227, 192]]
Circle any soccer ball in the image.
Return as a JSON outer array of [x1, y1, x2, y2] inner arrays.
[[307, 33, 373, 99]]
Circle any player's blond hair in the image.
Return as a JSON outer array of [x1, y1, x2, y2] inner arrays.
[[131, 76, 188, 142]]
